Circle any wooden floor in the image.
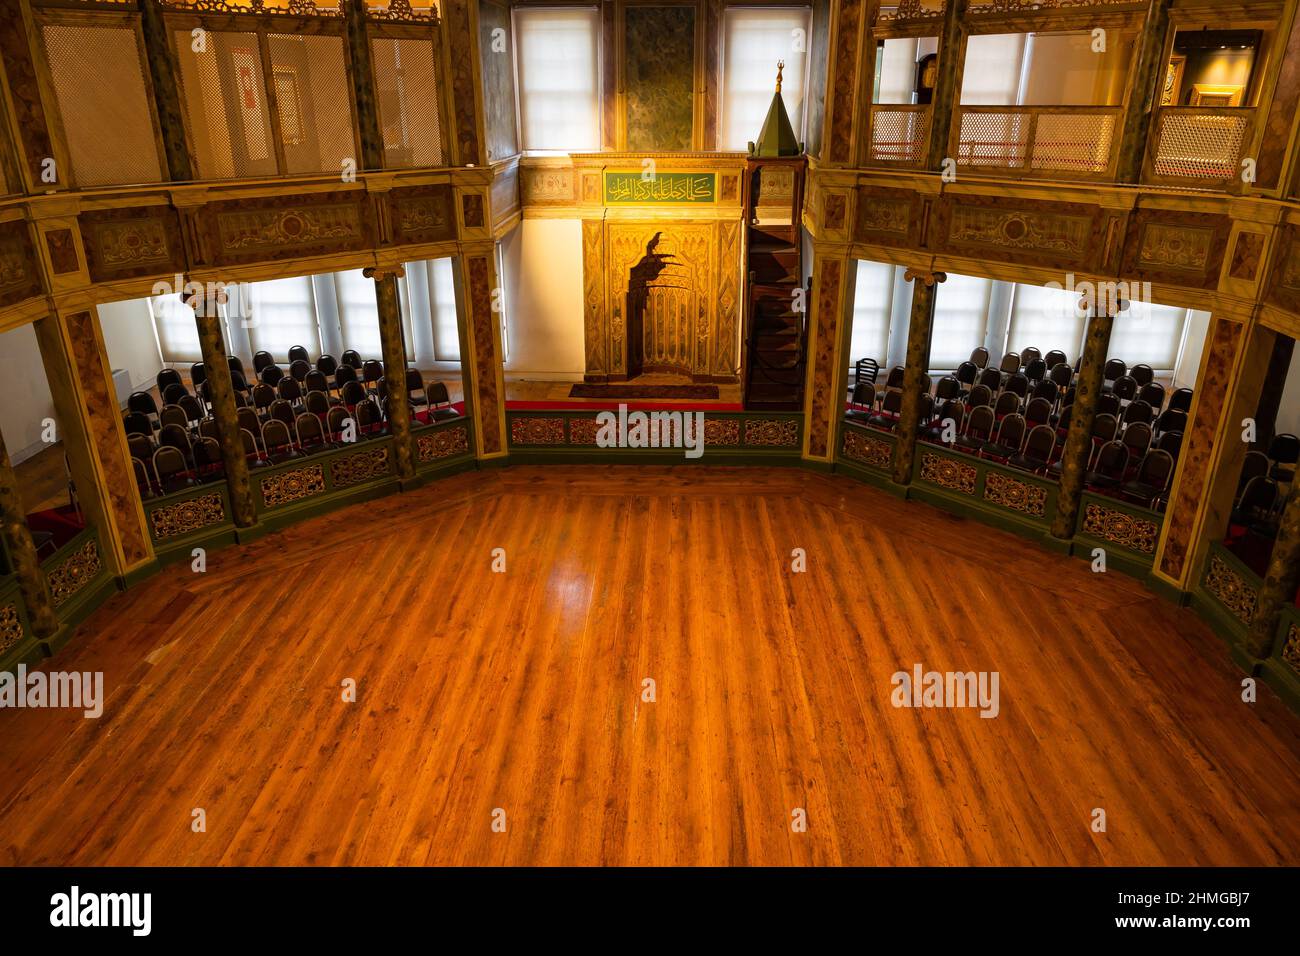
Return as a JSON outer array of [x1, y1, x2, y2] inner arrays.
[[1, 466, 1298, 866]]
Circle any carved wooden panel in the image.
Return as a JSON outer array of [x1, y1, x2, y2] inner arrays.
[[599, 221, 730, 380], [933, 195, 1105, 271], [842, 427, 892, 470], [1203, 553, 1257, 625], [1081, 502, 1158, 554], [0, 602, 23, 657], [520, 166, 576, 204], [920, 453, 978, 495], [388, 184, 456, 245], [1120, 209, 1231, 291], [260, 465, 326, 508], [417, 425, 470, 462], [80, 208, 186, 282], [855, 185, 926, 249], [200, 192, 374, 266], [46, 538, 101, 608], [149, 492, 226, 540], [984, 472, 1048, 518]]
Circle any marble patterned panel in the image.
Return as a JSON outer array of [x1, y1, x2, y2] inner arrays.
[[1159, 318, 1242, 580], [624, 6, 695, 153], [66, 311, 151, 567]]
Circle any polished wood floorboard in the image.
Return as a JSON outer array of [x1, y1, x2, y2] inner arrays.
[[1, 466, 1298, 866]]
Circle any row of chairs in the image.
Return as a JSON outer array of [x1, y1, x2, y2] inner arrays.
[[132, 400, 395, 498], [854, 349, 1194, 420]]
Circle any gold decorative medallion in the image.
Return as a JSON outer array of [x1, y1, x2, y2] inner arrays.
[[1282, 624, 1300, 677], [1203, 554, 1258, 625], [0, 603, 23, 656], [261, 465, 326, 508], [149, 492, 226, 540], [920, 453, 977, 495], [47, 539, 102, 609], [1081, 502, 1158, 553], [984, 473, 1048, 517], [842, 428, 892, 470], [417, 426, 470, 462], [744, 419, 799, 447], [510, 417, 566, 446], [330, 448, 392, 488]]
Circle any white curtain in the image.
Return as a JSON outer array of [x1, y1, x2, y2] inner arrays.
[[931, 274, 994, 369], [959, 33, 1028, 105], [720, 7, 810, 150], [333, 269, 384, 359], [1109, 302, 1190, 373], [241, 276, 321, 360], [514, 7, 601, 151], [402, 258, 461, 364], [149, 293, 203, 364], [849, 260, 895, 366], [1006, 282, 1087, 362]]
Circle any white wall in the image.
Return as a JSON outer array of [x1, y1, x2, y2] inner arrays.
[[98, 298, 164, 393], [501, 218, 586, 379], [0, 324, 55, 465]]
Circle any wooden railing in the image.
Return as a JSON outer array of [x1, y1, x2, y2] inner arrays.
[[866, 104, 931, 167], [1147, 106, 1256, 188], [950, 105, 1122, 180]]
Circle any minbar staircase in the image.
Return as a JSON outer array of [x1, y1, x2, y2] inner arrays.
[[745, 222, 806, 410]]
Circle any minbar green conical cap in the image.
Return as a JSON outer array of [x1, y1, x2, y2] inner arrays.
[[751, 61, 801, 157]]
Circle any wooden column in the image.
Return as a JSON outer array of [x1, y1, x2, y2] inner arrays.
[[0, 428, 57, 640], [1248, 493, 1300, 659], [138, 0, 193, 181], [33, 308, 153, 577], [456, 249, 507, 460], [364, 266, 416, 480], [188, 291, 256, 528], [1116, 0, 1173, 183], [1049, 298, 1121, 540], [891, 269, 944, 485], [1154, 316, 1251, 587], [0, 0, 64, 191], [802, 249, 853, 463], [926, 0, 969, 170], [343, 0, 384, 171]]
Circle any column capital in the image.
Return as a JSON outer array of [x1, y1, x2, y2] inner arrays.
[[903, 269, 947, 287], [1080, 286, 1133, 318], [363, 265, 406, 282]]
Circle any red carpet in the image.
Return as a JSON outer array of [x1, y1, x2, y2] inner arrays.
[[25, 505, 85, 552], [505, 400, 744, 412]]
